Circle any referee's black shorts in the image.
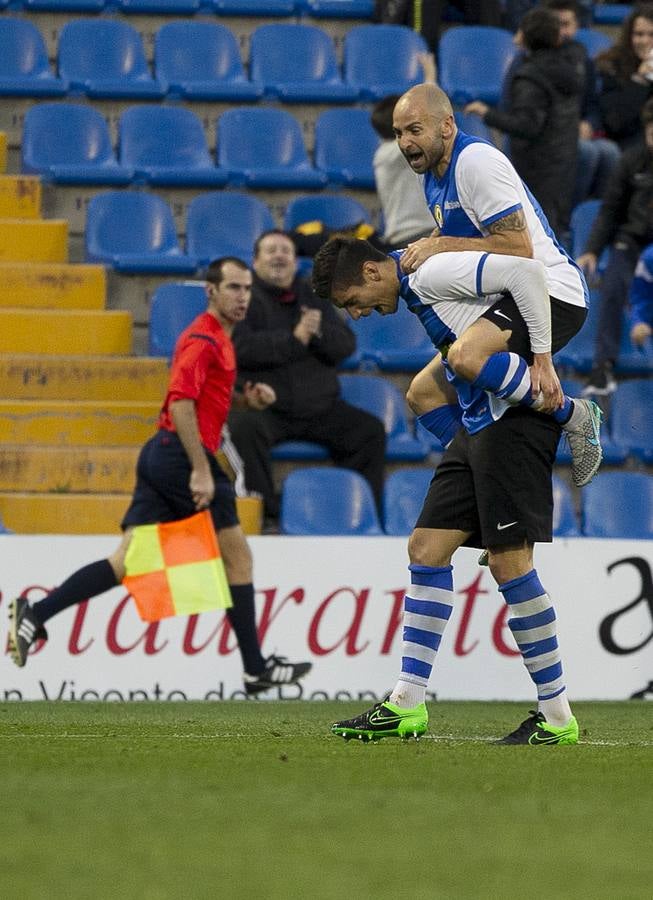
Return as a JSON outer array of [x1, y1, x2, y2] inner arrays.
[[121, 430, 239, 533], [416, 407, 561, 550]]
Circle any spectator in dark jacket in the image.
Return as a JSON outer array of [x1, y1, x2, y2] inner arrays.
[[595, 3, 653, 152], [544, 0, 621, 205], [463, 7, 584, 237], [373, 0, 502, 53], [577, 98, 653, 396], [227, 230, 386, 528]]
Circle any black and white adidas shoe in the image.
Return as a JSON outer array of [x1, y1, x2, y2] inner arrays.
[[243, 655, 312, 696], [8, 597, 48, 667]]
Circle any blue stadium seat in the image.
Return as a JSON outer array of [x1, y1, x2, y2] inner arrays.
[[615, 311, 653, 375], [454, 109, 494, 143], [185, 191, 275, 266], [250, 23, 358, 102], [155, 21, 263, 101], [284, 193, 371, 231], [574, 27, 613, 58], [339, 374, 428, 460], [212, 0, 296, 14], [346, 302, 435, 372], [117, 0, 200, 12], [582, 471, 653, 538], [280, 467, 383, 535], [383, 466, 433, 536], [148, 282, 207, 358], [22, 102, 133, 184], [85, 191, 197, 273], [593, 4, 632, 26], [299, 0, 374, 17], [554, 286, 600, 372], [23, 0, 105, 9], [119, 105, 227, 186], [314, 108, 380, 188], [217, 107, 327, 188], [438, 26, 517, 106], [551, 474, 580, 537], [610, 379, 653, 463], [343, 24, 428, 100], [284, 193, 372, 283], [58, 19, 165, 98], [569, 199, 609, 267], [271, 441, 329, 461], [0, 19, 67, 97]]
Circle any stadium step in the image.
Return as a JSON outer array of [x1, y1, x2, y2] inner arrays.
[[0, 354, 169, 401], [0, 445, 139, 493], [0, 400, 159, 446], [0, 218, 68, 263], [0, 492, 262, 535], [0, 263, 106, 309], [0, 308, 132, 354], [0, 175, 41, 218]]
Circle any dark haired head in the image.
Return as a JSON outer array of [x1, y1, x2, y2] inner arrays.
[[542, 0, 581, 19], [370, 94, 401, 140], [312, 237, 387, 301], [520, 7, 560, 52], [205, 256, 250, 285]]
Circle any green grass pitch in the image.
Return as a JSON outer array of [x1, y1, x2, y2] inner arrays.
[[0, 701, 651, 899]]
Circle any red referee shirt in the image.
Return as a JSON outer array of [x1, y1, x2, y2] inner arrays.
[[158, 312, 236, 453]]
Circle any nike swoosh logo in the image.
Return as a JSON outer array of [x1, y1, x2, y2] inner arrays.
[[528, 731, 560, 744], [369, 710, 403, 726], [497, 521, 518, 530], [493, 310, 512, 321]]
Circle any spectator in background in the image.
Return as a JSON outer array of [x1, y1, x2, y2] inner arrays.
[[227, 231, 386, 532], [464, 6, 584, 237], [544, 0, 621, 206], [577, 98, 653, 396], [370, 52, 436, 250], [373, 0, 502, 53], [595, 4, 653, 152], [628, 242, 653, 348]]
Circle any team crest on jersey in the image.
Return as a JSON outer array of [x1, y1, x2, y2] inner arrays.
[[432, 203, 444, 228]]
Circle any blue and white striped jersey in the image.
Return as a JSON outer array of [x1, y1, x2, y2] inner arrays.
[[420, 131, 589, 311]]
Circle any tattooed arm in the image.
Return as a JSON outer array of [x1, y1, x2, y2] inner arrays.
[[400, 209, 533, 273]]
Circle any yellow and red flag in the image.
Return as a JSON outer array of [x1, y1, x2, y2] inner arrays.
[[122, 510, 232, 623]]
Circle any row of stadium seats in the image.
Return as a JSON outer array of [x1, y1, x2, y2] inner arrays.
[[0, 0, 374, 14], [22, 103, 380, 189], [0, 18, 614, 106], [0, 19, 427, 102], [280, 468, 653, 539], [149, 281, 653, 467]]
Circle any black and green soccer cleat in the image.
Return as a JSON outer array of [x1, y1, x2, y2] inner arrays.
[[496, 710, 579, 745], [332, 698, 428, 742], [8, 597, 48, 668]]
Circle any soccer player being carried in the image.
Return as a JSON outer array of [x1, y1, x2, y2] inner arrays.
[[8, 258, 311, 697], [311, 236, 598, 744], [389, 82, 602, 490]]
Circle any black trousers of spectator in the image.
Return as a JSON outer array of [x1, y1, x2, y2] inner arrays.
[[228, 400, 386, 520], [593, 244, 638, 368], [374, 0, 502, 52]]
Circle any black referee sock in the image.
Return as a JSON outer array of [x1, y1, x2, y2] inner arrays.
[[32, 559, 118, 624], [227, 583, 266, 676]]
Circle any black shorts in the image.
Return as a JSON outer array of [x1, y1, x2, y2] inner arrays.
[[121, 430, 238, 533], [482, 294, 587, 363], [416, 407, 560, 549]]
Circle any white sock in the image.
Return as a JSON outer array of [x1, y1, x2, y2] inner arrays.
[[390, 679, 426, 709], [539, 691, 573, 727]]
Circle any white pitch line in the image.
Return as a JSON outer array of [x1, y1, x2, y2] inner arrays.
[[0, 732, 651, 747]]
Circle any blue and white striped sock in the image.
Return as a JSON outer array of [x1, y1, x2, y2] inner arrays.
[[473, 352, 573, 424], [417, 404, 463, 449], [390, 564, 454, 709], [500, 569, 572, 726]]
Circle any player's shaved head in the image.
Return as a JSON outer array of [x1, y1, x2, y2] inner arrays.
[[392, 85, 457, 176], [394, 83, 454, 124]]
